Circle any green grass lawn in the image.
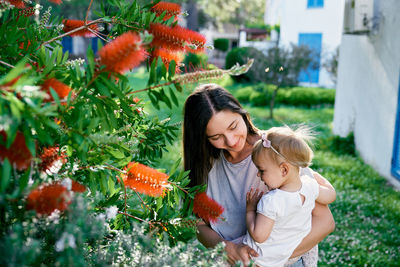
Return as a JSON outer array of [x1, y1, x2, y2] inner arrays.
[[128, 68, 400, 266]]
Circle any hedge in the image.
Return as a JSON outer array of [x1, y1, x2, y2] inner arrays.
[[233, 84, 335, 107]]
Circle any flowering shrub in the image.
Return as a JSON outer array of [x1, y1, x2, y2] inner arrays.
[[0, 0, 254, 265]]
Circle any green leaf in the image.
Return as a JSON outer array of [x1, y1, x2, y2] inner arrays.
[[174, 82, 183, 92], [160, 88, 172, 109], [168, 60, 176, 80], [23, 131, 36, 157], [173, 188, 180, 204], [148, 91, 160, 110], [97, 38, 104, 51], [1, 159, 11, 193], [103, 191, 120, 206], [159, 64, 167, 80], [5, 125, 18, 149], [19, 167, 30, 193], [169, 86, 179, 107], [1, 58, 27, 84], [66, 145, 73, 157], [62, 50, 69, 63], [87, 46, 95, 75], [106, 147, 125, 159], [49, 88, 61, 106], [156, 196, 163, 211], [169, 158, 181, 176], [148, 57, 158, 85], [56, 47, 63, 64]]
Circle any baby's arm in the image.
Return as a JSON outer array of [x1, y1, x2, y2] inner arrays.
[[246, 188, 274, 243], [313, 171, 336, 204]]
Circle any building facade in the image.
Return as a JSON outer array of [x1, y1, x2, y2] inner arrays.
[[333, 0, 400, 188], [265, 0, 345, 88]]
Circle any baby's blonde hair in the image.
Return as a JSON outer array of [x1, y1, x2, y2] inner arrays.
[[252, 125, 314, 168]]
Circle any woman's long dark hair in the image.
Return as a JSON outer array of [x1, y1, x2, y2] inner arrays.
[[183, 83, 258, 188]]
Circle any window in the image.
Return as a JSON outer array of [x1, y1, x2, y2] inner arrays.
[[307, 0, 324, 8]]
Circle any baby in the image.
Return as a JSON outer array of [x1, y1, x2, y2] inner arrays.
[[243, 126, 336, 267]]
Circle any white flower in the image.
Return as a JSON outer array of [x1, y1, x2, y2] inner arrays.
[[106, 206, 119, 220], [55, 232, 76, 252], [61, 178, 72, 190]]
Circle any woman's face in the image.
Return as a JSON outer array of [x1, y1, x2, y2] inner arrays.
[[205, 110, 248, 153]]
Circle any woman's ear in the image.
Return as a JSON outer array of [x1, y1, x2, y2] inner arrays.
[[280, 162, 289, 177]]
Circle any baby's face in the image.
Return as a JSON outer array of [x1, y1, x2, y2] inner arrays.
[[253, 153, 284, 190]]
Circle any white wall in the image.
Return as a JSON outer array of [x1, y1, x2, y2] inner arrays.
[[333, 0, 400, 188], [279, 0, 345, 88]]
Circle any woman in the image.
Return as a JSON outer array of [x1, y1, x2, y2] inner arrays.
[[183, 84, 335, 266]]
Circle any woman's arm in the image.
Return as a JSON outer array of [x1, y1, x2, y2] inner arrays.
[[197, 220, 259, 266], [291, 202, 335, 257], [313, 171, 336, 204], [196, 220, 224, 248]]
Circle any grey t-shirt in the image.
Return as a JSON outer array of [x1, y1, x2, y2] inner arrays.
[[206, 151, 314, 242]]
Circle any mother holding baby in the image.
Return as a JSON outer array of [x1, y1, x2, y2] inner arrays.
[[183, 83, 335, 266]]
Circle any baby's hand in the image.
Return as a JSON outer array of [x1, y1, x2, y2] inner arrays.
[[246, 188, 263, 212]]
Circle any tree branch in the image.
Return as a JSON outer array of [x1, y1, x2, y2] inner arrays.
[[0, 60, 15, 68], [41, 18, 104, 47], [127, 81, 176, 95], [85, 0, 94, 23]]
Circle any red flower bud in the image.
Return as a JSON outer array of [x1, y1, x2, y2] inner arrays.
[[122, 162, 169, 197], [99, 32, 147, 74], [0, 131, 32, 171], [26, 183, 71, 215], [39, 146, 67, 174], [41, 78, 72, 102], [151, 2, 181, 22], [62, 19, 98, 37], [193, 192, 224, 223]]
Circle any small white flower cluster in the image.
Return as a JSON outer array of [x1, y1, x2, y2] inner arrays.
[[17, 85, 48, 99], [55, 232, 76, 252], [105, 206, 118, 220], [65, 58, 85, 69]]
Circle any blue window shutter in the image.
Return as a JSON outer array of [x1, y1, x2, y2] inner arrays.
[[307, 0, 324, 8], [61, 36, 73, 54], [391, 74, 400, 180], [298, 33, 322, 83]]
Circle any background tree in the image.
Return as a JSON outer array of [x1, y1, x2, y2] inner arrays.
[[264, 44, 317, 119]]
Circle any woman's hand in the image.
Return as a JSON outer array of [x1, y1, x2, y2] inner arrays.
[[224, 241, 259, 266]]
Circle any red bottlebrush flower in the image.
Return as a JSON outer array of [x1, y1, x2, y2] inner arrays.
[[122, 162, 169, 197], [149, 23, 206, 53], [62, 19, 98, 37], [149, 23, 188, 51], [0, 131, 32, 171], [39, 146, 67, 174], [41, 78, 72, 102], [7, 0, 25, 9], [193, 192, 224, 223], [152, 48, 183, 73], [185, 31, 206, 54], [26, 183, 71, 215], [48, 0, 62, 4], [151, 2, 181, 21], [99, 32, 147, 74], [71, 180, 86, 193]]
